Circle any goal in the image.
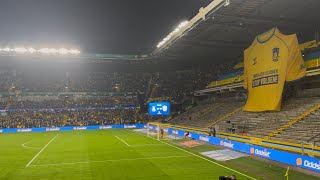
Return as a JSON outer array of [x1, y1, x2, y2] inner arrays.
[[147, 122, 180, 140]]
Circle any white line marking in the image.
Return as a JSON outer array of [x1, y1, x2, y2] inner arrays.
[[25, 133, 60, 167], [28, 155, 191, 167], [130, 144, 164, 147], [115, 135, 130, 146], [130, 130, 257, 180], [115, 135, 163, 147], [22, 141, 41, 150]]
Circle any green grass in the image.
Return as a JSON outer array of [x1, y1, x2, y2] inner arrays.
[[178, 142, 320, 180], [0, 129, 318, 180]]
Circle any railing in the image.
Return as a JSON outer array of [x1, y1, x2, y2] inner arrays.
[[264, 104, 320, 139], [307, 132, 320, 147], [152, 122, 320, 157], [207, 107, 243, 127]]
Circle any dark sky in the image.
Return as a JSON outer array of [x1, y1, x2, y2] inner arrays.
[[0, 0, 211, 54]]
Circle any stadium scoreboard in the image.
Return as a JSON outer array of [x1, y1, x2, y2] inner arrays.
[[148, 102, 170, 116]]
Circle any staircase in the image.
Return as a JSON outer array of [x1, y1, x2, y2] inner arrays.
[[207, 107, 243, 127], [216, 97, 320, 137], [265, 104, 320, 139]]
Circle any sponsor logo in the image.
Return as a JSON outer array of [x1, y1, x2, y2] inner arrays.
[[296, 158, 302, 165], [163, 128, 168, 133], [296, 158, 320, 170], [200, 136, 210, 142], [172, 130, 178, 135], [124, 125, 136, 129], [0, 129, 3, 133], [219, 140, 234, 148], [144, 125, 147, 128], [46, 128, 60, 131], [74, 127, 87, 130], [251, 148, 271, 158], [100, 125, 112, 129], [19, 128, 32, 132]]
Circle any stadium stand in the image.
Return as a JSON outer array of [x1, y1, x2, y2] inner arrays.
[[215, 97, 320, 138], [271, 108, 320, 144], [169, 101, 244, 128]]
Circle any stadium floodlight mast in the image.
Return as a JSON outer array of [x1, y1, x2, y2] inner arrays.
[[0, 47, 81, 55]]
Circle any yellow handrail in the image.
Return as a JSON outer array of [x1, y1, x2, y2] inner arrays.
[[264, 104, 320, 139], [207, 107, 243, 127], [149, 122, 320, 156]]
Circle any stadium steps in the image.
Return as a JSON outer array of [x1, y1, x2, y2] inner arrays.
[[264, 104, 320, 140], [168, 104, 213, 125], [198, 103, 222, 117], [215, 97, 320, 138], [207, 106, 243, 127], [271, 110, 320, 143]]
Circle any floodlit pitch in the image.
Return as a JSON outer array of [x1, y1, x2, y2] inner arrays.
[[0, 129, 319, 180]]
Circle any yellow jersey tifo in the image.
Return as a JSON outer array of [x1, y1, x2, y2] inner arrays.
[[243, 27, 306, 112]]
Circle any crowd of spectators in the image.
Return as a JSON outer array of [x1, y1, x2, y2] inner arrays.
[[0, 61, 241, 128], [0, 63, 237, 97], [0, 97, 146, 129], [9, 98, 137, 109], [0, 109, 146, 128]]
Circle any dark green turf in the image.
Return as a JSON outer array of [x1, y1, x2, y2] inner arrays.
[[183, 141, 320, 180], [0, 130, 318, 180], [0, 130, 256, 180]]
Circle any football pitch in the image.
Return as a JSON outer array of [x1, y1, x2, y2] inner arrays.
[[0, 129, 318, 180]]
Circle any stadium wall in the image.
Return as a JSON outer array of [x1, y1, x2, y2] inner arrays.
[[148, 126, 320, 173]]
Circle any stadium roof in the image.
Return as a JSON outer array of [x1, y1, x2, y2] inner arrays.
[[151, 0, 320, 64], [1, 0, 320, 67]]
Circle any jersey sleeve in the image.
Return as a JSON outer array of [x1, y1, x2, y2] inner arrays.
[[286, 34, 306, 82]]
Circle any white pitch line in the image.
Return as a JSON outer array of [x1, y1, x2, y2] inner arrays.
[[115, 135, 163, 147], [22, 141, 41, 150], [130, 130, 257, 180], [115, 135, 130, 146], [28, 155, 191, 167], [25, 133, 60, 167], [130, 144, 165, 147]]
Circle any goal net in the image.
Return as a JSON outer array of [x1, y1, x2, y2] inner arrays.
[[147, 122, 181, 140]]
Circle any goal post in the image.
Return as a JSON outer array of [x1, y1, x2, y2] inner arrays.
[[147, 122, 170, 140], [147, 122, 182, 140]]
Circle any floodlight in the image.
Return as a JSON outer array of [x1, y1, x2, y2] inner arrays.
[[28, 48, 36, 53], [156, 20, 189, 48], [3, 48, 10, 52], [58, 48, 69, 55], [14, 48, 28, 53]]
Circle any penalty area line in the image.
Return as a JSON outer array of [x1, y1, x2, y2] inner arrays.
[[25, 133, 60, 167], [115, 135, 130, 146], [130, 130, 257, 180]]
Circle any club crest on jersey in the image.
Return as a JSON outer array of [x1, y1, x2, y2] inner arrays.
[[272, 48, 279, 62]]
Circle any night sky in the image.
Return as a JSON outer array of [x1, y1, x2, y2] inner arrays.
[[0, 0, 211, 54]]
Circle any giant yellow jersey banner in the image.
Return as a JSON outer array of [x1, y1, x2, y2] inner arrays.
[[243, 28, 306, 112]]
